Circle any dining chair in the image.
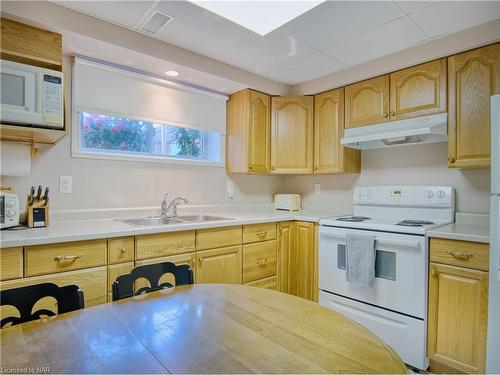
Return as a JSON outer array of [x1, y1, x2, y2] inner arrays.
[[112, 262, 194, 301], [0, 283, 85, 328]]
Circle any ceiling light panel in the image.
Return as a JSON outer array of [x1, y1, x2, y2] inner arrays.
[[188, 0, 325, 35]]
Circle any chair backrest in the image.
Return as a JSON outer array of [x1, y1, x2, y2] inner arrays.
[[112, 262, 194, 301], [0, 283, 84, 328]]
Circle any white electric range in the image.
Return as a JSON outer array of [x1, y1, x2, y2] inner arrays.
[[319, 185, 454, 370]]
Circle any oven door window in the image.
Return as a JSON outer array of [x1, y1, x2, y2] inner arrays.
[[337, 244, 396, 281]]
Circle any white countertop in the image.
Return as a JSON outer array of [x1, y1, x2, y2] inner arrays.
[[0, 206, 347, 248], [427, 213, 490, 244]]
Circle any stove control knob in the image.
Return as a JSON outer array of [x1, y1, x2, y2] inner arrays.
[[427, 190, 434, 199], [357, 190, 366, 199], [437, 190, 446, 199], [366, 190, 373, 198]]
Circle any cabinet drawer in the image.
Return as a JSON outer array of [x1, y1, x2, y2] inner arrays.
[[196, 226, 242, 250], [0, 266, 107, 308], [25, 239, 107, 277], [1, 247, 23, 281], [108, 237, 134, 264], [243, 222, 277, 244], [430, 238, 489, 271], [243, 240, 277, 283], [135, 231, 195, 260], [245, 276, 277, 290], [107, 262, 134, 292]]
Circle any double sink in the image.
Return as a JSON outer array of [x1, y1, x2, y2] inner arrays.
[[118, 214, 234, 227]]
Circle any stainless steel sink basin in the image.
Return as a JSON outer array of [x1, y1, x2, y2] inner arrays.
[[175, 214, 234, 223], [118, 217, 184, 227]]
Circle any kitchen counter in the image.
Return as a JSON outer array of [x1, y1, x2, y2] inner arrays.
[[0, 206, 347, 248], [427, 213, 490, 244]]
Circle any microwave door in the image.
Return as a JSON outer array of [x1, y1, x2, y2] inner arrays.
[[0, 68, 42, 125]]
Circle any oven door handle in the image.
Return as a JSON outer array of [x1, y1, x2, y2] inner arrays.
[[320, 232, 422, 251]]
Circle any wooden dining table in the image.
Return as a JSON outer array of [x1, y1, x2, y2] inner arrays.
[[1, 284, 406, 374]]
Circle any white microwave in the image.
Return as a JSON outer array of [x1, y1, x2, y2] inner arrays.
[[0, 59, 64, 129]]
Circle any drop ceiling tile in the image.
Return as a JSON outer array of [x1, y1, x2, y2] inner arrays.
[[326, 17, 427, 66], [410, 1, 500, 38], [215, 31, 318, 74], [395, 1, 438, 15], [54, 1, 155, 28], [279, 1, 404, 51], [264, 51, 345, 84]]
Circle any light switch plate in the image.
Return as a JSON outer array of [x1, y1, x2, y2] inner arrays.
[[226, 179, 234, 199], [60, 176, 72, 194], [314, 183, 321, 194]]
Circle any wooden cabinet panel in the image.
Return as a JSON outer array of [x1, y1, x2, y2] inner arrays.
[[0, 17, 62, 70], [107, 262, 134, 292], [314, 88, 360, 174], [242, 240, 277, 283], [345, 75, 390, 128], [135, 231, 195, 260], [278, 221, 294, 294], [243, 222, 276, 244], [196, 226, 242, 251], [245, 275, 277, 290], [0, 266, 107, 308], [390, 58, 447, 120], [108, 236, 134, 264], [448, 43, 500, 168], [195, 246, 242, 284], [25, 239, 107, 277], [1, 247, 23, 281], [289, 221, 316, 301], [430, 238, 489, 271], [271, 96, 314, 174], [226, 89, 270, 173], [428, 262, 488, 373]]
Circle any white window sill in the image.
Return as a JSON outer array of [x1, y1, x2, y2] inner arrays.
[[71, 150, 224, 168]]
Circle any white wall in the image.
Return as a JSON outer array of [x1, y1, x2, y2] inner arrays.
[[284, 143, 491, 214]]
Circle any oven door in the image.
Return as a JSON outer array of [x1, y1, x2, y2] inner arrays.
[[0, 62, 43, 125], [319, 225, 427, 319]]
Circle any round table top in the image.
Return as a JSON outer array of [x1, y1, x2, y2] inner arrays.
[[1, 284, 406, 374]]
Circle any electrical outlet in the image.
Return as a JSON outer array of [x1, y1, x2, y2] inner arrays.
[[60, 176, 72, 194], [314, 183, 321, 194], [226, 180, 234, 199]]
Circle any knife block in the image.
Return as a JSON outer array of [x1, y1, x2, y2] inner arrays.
[[26, 196, 49, 228]]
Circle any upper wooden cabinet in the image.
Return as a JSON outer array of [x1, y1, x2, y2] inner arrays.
[[345, 75, 390, 128], [0, 17, 62, 71], [390, 58, 447, 121], [271, 96, 314, 174], [314, 88, 360, 174], [448, 43, 500, 169], [226, 89, 271, 174]]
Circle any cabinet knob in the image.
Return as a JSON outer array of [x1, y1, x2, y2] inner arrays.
[[120, 248, 127, 254], [448, 156, 456, 163], [431, 269, 437, 277], [248, 163, 253, 170], [198, 257, 204, 266], [383, 112, 389, 118], [271, 166, 276, 171], [314, 166, 318, 171], [390, 111, 396, 117]]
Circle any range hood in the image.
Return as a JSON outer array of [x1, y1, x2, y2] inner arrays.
[[341, 113, 448, 150]]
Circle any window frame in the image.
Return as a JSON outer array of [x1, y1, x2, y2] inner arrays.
[[71, 109, 225, 167]]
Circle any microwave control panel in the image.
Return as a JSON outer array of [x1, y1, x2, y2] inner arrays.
[[42, 74, 63, 127]]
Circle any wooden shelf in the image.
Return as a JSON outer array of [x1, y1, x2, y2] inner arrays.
[[0, 124, 66, 144]]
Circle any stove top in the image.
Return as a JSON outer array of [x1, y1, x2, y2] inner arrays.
[[335, 216, 371, 222], [397, 220, 435, 227]]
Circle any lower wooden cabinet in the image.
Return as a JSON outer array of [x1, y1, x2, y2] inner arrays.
[[245, 275, 277, 290], [0, 247, 23, 281], [428, 262, 489, 373], [195, 246, 242, 284]]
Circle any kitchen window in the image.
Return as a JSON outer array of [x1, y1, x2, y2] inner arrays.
[[77, 112, 223, 163]]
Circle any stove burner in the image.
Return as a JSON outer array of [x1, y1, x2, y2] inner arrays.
[[336, 216, 372, 222], [397, 220, 435, 227]]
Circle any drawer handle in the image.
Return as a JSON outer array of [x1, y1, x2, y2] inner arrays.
[[447, 251, 474, 261], [256, 258, 268, 265], [257, 231, 267, 239], [54, 254, 82, 262]]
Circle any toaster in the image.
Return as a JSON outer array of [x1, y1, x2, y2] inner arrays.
[[1, 191, 20, 229], [274, 194, 301, 211]]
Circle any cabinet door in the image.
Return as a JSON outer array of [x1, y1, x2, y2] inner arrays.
[[314, 88, 360, 174], [271, 96, 314, 174], [428, 262, 488, 373], [248, 90, 271, 173], [448, 43, 500, 168], [345, 75, 390, 128], [195, 246, 242, 284], [390, 58, 447, 120], [278, 221, 294, 294], [289, 221, 316, 301]]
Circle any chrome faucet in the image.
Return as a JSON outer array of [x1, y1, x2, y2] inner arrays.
[[160, 193, 188, 218]]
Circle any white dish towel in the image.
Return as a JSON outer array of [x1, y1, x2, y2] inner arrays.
[[345, 232, 376, 287]]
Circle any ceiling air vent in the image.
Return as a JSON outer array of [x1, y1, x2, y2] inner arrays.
[[138, 11, 173, 34]]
